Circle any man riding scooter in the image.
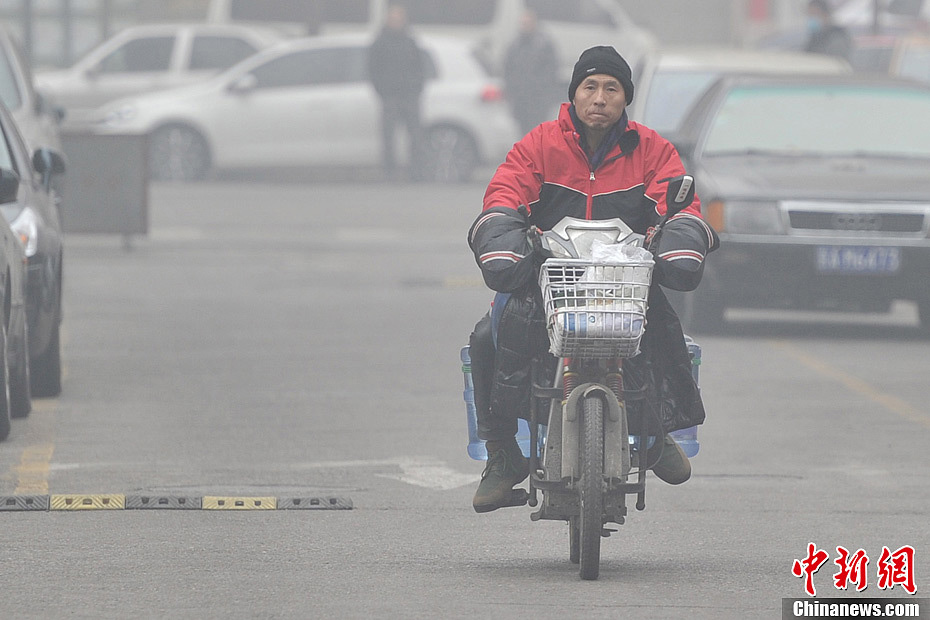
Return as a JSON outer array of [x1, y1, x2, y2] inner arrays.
[[467, 45, 719, 513]]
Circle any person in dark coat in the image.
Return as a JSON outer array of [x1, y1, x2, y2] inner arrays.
[[467, 45, 719, 513], [367, 3, 427, 180], [502, 9, 560, 136], [805, 0, 852, 61]]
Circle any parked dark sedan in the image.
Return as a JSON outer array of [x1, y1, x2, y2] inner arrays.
[[0, 167, 28, 440], [0, 102, 65, 397], [667, 74, 930, 332]]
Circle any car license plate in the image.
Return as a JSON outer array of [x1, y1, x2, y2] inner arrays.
[[816, 246, 901, 274]]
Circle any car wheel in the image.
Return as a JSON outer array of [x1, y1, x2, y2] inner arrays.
[[424, 126, 478, 183], [0, 322, 11, 442], [149, 124, 211, 182], [30, 316, 61, 398], [10, 320, 31, 418]]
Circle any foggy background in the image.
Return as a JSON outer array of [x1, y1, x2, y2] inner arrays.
[[0, 0, 866, 69], [0, 1, 926, 618]]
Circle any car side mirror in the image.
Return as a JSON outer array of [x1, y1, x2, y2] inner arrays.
[[0, 168, 20, 204], [32, 148, 66, 191], [228, 73, 257, 95], [665, 174, 695, 217], [34, 92, 66, 124], [33, 148, 66, 176]]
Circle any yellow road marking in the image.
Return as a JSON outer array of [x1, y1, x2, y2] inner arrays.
[[14, 442, 54, 495], [769, 341, 930, 430], [443, 275, 484, 289]]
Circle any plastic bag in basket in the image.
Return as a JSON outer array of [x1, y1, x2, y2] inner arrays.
[[589, 239, 653, 264]]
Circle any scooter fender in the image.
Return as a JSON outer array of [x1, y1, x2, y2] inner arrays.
[[561, 383, 630, 481]]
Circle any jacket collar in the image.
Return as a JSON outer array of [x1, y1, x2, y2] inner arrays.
[[560, 103, 632, 169]]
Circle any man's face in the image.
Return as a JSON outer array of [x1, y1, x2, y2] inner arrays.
[[573, 75, 627, 131], [387, 5, 407, 29]]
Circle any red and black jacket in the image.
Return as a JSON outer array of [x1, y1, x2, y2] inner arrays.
[[469, 103, 718, 294]]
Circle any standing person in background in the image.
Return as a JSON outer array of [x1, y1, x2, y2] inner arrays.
[[804, 0, 852, 61], [502, 9, 560, 137], [367, 3, 427, 181]]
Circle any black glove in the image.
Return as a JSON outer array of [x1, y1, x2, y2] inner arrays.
[[526, 226, 554, 263]]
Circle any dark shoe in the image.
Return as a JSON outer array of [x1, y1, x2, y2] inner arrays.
[[651, 434, 691, 485], [472, 439, 530, 513]]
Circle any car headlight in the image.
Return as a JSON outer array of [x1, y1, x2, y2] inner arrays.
[[103, 103, 137, 126], [11, 206, 39, 257], [704, 200, 784, 234]]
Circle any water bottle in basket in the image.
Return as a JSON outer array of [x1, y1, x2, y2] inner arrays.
[[668, 336, 702, 457], [461, 346, 533, 460]]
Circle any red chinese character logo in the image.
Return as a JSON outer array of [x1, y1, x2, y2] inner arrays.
[[877, 545, 916, 594], [793, 542, 830, 597], [834, 546, 870, 592]]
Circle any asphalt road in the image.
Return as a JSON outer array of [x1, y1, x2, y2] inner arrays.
[[0, 177, 927, 619]]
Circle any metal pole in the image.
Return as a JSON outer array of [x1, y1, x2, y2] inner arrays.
[[872, 0, 881, 34], [99, 0, 111, 41], [22, 0, 33, 67], [62, 0, 72, 66]]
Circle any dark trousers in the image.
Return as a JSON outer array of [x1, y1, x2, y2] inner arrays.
[[469, 291, 553, 442], [379, 94, 424, 176], [469, 314, 517, 442]]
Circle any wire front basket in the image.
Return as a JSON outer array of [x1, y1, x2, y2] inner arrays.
[[539, 258, 654, 359]]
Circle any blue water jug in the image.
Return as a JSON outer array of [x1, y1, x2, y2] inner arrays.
[[461, 346, 534, 460], [668, 336, 702, 457], [462, 340, 702, 460]]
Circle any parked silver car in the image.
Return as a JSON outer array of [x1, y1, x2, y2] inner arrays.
[[35, 22, 282, 127], [0, 25, 67, 409], [96, 33, 519, 182], [0, 25, 63, 156]]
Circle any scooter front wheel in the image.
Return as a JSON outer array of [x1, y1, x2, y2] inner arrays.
[[579, 395, 604, 580]]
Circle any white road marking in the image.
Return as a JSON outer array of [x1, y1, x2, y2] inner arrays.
[[43, 458, 478, 491], [375, 459, 477, 491]]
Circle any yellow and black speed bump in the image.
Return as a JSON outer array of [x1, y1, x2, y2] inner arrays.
[[278, 496, 353, 510], [125, 495, 202, 510], [0, 495, 50, 511], [203, 496, 276, 510], [0, 494, 354, 512], [51, 494, 125, 510]]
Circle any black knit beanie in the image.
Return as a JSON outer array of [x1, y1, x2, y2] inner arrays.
[[568, 45, 634, 104]]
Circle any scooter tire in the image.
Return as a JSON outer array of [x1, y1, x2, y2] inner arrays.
[[579, 395, 604, 580]]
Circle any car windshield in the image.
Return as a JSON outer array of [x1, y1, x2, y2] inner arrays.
[[0, 49, 22, 110], [702, 84, 930, 158], [0, 123, 14, 171], [642, 70, 720, 134], [0, 119, 20, 220]]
